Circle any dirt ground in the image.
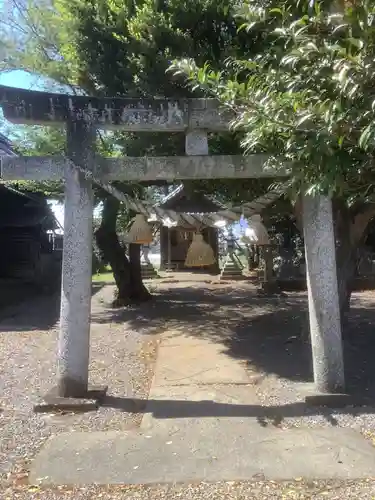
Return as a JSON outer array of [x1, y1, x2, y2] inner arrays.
[[140, 277, 375, 404], [2, 276, 375, 498], [0, 283, 157, 489]]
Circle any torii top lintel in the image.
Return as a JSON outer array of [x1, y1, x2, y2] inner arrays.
[[0, 85, 231, 132]]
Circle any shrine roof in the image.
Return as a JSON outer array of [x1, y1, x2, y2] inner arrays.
[[158, 184, 226, 214], [0, 184, 57, 229]]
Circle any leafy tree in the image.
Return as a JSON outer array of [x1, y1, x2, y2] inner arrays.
[[7, 125, 66, 199], [173, 0, 375, 316], [1, 0, 272, 303]]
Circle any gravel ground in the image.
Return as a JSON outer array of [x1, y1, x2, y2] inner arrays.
[[2, 278, 375, 498], [2, 480, 375, 499], [139, 280, 375, 434], [0, 284, 157, 486]]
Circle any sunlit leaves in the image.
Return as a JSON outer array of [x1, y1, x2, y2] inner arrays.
[[172, 0, 375, 202]]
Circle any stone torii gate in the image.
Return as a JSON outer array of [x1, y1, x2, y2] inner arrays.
[[0, 85, 345, 408]]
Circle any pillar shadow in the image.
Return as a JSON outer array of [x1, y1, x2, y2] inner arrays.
[[91, 286, 375, 400], [101, 395, 375, 428], [0, 281, 106, 332]]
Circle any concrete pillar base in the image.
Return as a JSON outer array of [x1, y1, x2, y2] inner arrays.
[[305, 393, 361, 409], [34, 385, 108, 413]]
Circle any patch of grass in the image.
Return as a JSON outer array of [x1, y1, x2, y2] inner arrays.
[[92, 271, 115, 283]]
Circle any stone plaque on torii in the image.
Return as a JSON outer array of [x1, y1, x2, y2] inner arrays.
[[0, 85, 345, 409]]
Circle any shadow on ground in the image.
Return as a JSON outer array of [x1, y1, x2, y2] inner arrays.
[[91, 284, 375, 400], [0, 282, 105, 332], [101, 395, 375, 428], [3, 277, 375, 401]]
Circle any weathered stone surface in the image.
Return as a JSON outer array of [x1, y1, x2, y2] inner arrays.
[[151, 333, 251, 387], [34, 398, 98, 413], [0, 156, 66, 180], [34, 385, 108, 413], [1, 154, 287, 181], [29, 426, 375, 485], [185, 130, 209, 155], [302, 195, 345, 393], [58, 121, 94, 397], [0, 84, 231, 131]]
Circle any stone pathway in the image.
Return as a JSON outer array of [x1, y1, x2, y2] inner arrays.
[[30, 327, 375, 485]]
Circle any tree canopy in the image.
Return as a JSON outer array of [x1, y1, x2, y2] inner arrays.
[[3, 0, 375, 311], [0, 0, 273, 200], [1, 0, 282, 303], [169, 0, 375, 314], [172, 0, 375, 207]]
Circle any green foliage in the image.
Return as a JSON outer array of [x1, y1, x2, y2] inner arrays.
[[171, 0, 375, 205], [3, 125, 65, 198], [1, 0, 79, 88], [60, 0, 255, 98], [1, 0, 283, 208], [16, 125, 65, 155]]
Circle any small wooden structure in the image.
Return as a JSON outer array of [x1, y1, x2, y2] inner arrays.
[[0, 134, 61, 287], [158, 185, 221, 273], [0, 185, 61, 286]]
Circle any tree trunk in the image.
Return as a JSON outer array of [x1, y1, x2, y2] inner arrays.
[[95, 196, 151, 306], [129, 243, 152, 302]]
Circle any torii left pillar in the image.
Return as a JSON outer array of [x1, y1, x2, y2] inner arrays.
[[36, 120, 107, 411]]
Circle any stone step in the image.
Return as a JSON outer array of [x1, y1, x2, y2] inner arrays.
[[220, 275, 246, 281], [141, 263, 159, 279], [30, 424, 375, 485], [221, 267, 243, 273], [222, 263, 242, 269], [220, 260, 245, 280], [220, 254, 244, 280]]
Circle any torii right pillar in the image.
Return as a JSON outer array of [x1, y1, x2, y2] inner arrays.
[[302, 194, 346, 401]]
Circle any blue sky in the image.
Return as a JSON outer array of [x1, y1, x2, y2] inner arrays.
[[0, 70, 66, 227], [0, 70, 40, 89], [0, 70, 37, 130], [0, 70, 73, 138]]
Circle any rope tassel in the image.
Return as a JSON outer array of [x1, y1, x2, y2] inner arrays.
[[185, 233, 216, 267], [126, 214, 153, 244]]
